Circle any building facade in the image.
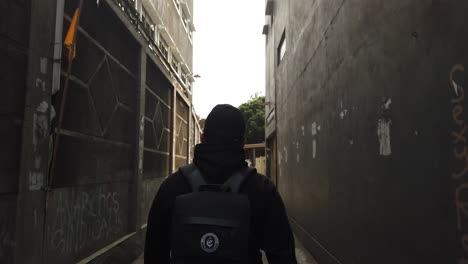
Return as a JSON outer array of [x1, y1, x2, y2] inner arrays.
[[264, 1, 468, 264], [0, 0, 201, 263]]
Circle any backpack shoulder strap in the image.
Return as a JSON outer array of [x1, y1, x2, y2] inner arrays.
[[179, 164, 206, 192], [223, 166, 256, 193]]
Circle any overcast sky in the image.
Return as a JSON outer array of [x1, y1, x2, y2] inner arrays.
[[192, 0, 266, 118]]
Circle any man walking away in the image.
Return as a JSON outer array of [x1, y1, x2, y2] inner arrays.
[[144, 104, 297, 264]]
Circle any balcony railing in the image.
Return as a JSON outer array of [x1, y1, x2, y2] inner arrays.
[[112, 0, 191, 94]]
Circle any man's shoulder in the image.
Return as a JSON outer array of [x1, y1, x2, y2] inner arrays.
[[159, 166, 275, 194], [244, 169, 276, 194], [158, 170, 191, 196]]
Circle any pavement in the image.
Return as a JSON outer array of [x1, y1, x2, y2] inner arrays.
[[133, 236, 318, 264]]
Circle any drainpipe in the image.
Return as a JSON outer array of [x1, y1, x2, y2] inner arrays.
[[52, 0, 65, 98], [40, 0, 64, 261]]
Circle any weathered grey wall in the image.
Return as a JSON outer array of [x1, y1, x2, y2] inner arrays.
[[141, 52, 173, 227], [174, 95, 189, 169], [42, 2, 139, 262], [146, 0, 193, 69], [0, 0, 30, 262], [2, 0, 194, 262], [266, 0, 468, 263]]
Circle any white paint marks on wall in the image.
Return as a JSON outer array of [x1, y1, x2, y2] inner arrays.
[[284, 147, 288, 164], [297, 154, 300, 163], [33, 101, 49, 152], [312, 140, 317, 159], [302, 126, 305, 136], [292, 141, 300, 163], [37, 101, 48, 113], [340, 109, 348, 120], [311, 122, 319, 159], [30, 101, 50, 191], [339, 100, 348, 120], [35, 78, 46, 92], [453, 79, 462, 96], [383, 98, 392, 110], [29, 171, 44, 191], [40, 57, 48, 74], [50, 106, 56, 121], [377, 119, 392, 156], [312, 122, 318, 136]]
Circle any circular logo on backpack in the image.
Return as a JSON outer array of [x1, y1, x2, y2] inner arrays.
[[200, 233, 219, 253]]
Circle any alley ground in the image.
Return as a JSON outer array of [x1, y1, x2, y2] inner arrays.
[[132, 236, 318, 264]]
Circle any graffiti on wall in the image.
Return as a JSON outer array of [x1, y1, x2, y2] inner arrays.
[[47, 187, 124, 255], [0, 205, 16, 262], [311, 122, 320, 159], [450, 64, 468, 263], [140, 178, 165, 226], [30, 57, 53, 191]]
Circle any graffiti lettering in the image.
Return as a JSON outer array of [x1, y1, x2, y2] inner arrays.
[[0, 208, 15, 261], [454, 105, 465, 125], [456, 184, 468, 230], [452, 65, 465, 100], [453, 124, 468, 144], [47, 188, 123, 255], [451, 64, 468, 261], [454, 147, 468, 180]]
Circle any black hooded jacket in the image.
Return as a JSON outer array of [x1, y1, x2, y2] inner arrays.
[[144, 144, 297, 264]]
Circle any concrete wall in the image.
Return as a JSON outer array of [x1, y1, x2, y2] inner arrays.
[[265, 0, 468, 263], [1, 0, 195, 262], [143, 0, 194, 69], [0, 0, 30, 262]]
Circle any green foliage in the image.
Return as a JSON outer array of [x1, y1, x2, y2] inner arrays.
[[238, 94, 265, 144]]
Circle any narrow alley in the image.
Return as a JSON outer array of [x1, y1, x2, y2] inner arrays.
[[1, 0, 467, 263]]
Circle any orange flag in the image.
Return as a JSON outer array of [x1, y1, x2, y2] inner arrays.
[[64, 3, 81, 61]]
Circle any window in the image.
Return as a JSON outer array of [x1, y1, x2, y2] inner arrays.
[[277, 30, 286, 65], [181, 70, 187, 85], [173, 0, 193, 41], [182, 12, 189, 31], [159, 37, 169, 59], [182, 13, 193, 41], [171, 57, 179, 75], [141, 7, 153, 37]]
